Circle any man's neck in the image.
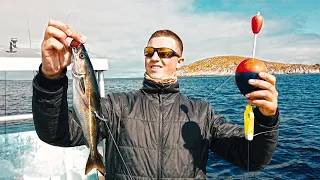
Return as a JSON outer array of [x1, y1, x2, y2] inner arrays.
[[144, 72, 177, 85]]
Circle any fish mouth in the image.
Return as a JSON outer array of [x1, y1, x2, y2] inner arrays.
[[72, 70, 86, 79], [71, 59, 86, 79], [71, 46, 81, 54]]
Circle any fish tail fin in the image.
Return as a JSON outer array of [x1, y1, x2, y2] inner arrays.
[[85, 151, 106, 176]]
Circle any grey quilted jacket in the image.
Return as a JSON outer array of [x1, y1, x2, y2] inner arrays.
[[32, 68, 279, 179]]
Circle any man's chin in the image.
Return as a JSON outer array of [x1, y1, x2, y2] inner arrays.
[[148, 74, 163, 80], [145, 70, 160, 78]]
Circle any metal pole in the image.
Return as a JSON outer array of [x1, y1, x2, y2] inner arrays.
[[4, 71, 6, 116], [97, 71, 105, 98], [0, 114, 33, 122], [97, 70, 106, 179]]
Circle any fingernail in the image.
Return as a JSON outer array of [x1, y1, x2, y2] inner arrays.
[[66, 37, 72, 46], [260, 72, 265, 76], [249, 79, 255, 83], [66, 29, 72, 36], [245, 93, 250, 98], [80, 36, 87, 43]]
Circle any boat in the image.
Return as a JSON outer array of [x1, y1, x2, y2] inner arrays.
[[0, 38, 108, 180]]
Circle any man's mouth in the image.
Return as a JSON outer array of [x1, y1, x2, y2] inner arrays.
[[151, 65, 162, 69]]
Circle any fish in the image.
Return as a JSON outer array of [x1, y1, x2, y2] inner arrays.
[[70, 39, 106, 176]]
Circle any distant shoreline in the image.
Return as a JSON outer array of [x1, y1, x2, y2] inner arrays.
[[0, 72, 319, 81], [176, 72, 320, 77], [176, 55, 320, 77]]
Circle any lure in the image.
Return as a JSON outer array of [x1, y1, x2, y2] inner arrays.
[[244, 104, 254, 140]]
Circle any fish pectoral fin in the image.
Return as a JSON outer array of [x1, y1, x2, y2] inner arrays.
[[85, 151, 106, 176], [79, 77, 86, 94], [93, 111, 109, 122]]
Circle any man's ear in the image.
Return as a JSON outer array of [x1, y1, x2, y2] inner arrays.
[[176, 57, 185, 68]]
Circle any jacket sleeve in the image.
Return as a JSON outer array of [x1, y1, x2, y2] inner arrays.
[[32, 65, 107, 147], [209, 105, 280, 171]]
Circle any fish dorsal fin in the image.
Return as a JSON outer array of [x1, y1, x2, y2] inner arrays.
[[79, 77, 85, 94]]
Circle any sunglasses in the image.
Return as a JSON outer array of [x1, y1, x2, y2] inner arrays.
[[144, 47, 180, 58]]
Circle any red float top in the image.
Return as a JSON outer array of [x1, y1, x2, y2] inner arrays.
[[251, 12, 264, 34], [236, 58, 268, 73]]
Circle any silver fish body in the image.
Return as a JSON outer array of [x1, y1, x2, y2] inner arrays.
[[71, 40, 106, 176]]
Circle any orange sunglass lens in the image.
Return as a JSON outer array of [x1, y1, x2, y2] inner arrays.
[[144, 47, 154, 56], [157, 48, 173, 58]]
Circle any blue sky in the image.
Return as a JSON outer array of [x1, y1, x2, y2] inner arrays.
[[0, 0, 319, 80], [192, 0, 319, 34]]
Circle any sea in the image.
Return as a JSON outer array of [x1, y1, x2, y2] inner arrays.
[[0, 74, 319, 179]]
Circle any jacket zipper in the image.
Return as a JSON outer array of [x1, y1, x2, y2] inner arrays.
[[157, 89, 164, 180]]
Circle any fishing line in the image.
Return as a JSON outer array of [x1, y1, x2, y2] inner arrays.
[[64, 13, 79, 26], [201, 72, 235, 102], [88, 50, 133, 178], [93, 111, 133, 180], [253, 129, 279, 137], [4, 71, 6, 116], [64, 13, 79, 51], [27, 20, 32, 48], [25, 19, 39, 77]]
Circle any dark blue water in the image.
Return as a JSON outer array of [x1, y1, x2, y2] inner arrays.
[[0, 74, 319, 179]]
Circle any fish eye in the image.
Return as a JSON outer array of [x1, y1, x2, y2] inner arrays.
[[79, 53, 85, 59]]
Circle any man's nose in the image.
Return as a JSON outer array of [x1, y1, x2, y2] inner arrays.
[[151, 52, 160, 61]]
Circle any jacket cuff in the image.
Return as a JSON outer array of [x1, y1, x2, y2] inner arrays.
[[36, 64, 68, 92], [254, 107, 279, 127]]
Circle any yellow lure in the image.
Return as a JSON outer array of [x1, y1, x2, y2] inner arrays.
[[244, 104, 254, 141]]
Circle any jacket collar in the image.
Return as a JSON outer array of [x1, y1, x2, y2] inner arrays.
[[141, 78, 180, 94]]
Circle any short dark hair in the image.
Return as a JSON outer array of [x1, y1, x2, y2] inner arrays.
[[148, 29, 183, 55]]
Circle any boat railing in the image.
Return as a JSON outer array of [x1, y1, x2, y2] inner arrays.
[[0, 55, 108, 180]]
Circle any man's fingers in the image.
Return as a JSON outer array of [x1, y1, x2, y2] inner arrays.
[[247, 99, 275, 109], [48, 19, 71, 36], [247, 99, 278, 116], [42, 38, 65, 72], [44, 26, 69, 46], [248, 78, 277, 95], [259, 72, 276, 86], [43, 37, 65, 51], [246, 73, 279, 116], [46, 19, 87, 44], [67, 28, 87, 44], [62, 48, 72, 67], [245, 90, 275, 102]]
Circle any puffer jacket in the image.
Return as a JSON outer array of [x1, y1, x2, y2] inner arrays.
[[32, 68, 280, 180]]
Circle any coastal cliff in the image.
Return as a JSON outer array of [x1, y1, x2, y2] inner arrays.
[[177, 56, 320, 76]]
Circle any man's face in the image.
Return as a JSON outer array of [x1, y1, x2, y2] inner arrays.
[[145, 37, 184, 80]]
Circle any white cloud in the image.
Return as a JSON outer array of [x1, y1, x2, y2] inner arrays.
[[0, 0, 319, 79]]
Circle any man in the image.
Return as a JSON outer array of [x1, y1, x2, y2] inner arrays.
[[32, 19, 280, 179]]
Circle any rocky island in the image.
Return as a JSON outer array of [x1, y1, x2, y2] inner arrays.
[[176, 56, 320, 77]]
